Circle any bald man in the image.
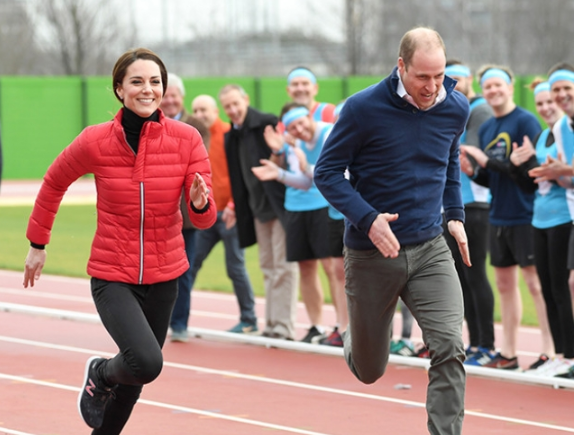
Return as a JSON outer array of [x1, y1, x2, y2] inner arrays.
[[315, 27, 470, 435], [190, 95, 258, 333]]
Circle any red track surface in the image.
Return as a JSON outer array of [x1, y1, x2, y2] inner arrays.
[[1, 180, 574, 434], [1, 270, 574, 435]]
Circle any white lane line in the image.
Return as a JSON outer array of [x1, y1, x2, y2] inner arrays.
[[0, 373, 333, 435], [1, 336, 574, 432], [0, 285, 316, 311], [0, 301, 545, 363], [0, 287, 93, 303], [0, 300, 316, 331], [0, 290, 240, 321], [0, 428, 39, 435], [0, 269, 545, 335]]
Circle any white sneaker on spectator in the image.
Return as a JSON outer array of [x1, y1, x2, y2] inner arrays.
[[524, 357, 560, 375]]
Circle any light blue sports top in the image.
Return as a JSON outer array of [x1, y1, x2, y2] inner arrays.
[[532, 127, 571, 229], [460, 97, 490, 205], [284, 122, 332, 212]]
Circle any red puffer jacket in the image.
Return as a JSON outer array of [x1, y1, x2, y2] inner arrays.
[[27, 109, 216, 284]]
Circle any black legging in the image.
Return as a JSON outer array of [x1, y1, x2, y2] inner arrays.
[[533, 223, 574, 358], [444, 207, 495, 350], [90, 277, 178, 435]]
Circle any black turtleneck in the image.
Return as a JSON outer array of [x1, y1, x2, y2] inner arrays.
[[121, 106, 160, 154]]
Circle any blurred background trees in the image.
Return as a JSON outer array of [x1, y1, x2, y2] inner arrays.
[[1, 0, 573, 77]]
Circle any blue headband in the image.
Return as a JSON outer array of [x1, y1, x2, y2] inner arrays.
[[282, 107, 310, 127], [548, 69, 574, 87], [287, 68, 317, 85], [533, 82, 550, 96], [480, 69, 512, 87], [445, 65, 471, 78]]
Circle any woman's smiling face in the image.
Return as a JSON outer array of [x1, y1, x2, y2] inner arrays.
[[116, 59, 163, 118]]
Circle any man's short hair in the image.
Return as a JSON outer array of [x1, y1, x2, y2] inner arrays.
[[167, 73, 186, 96], [398, 27, 445, 68]]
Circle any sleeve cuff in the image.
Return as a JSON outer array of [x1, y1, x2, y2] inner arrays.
[[444, 209, 465, 224], [190, 200, 210, 214], [357, 210, 380, 234]]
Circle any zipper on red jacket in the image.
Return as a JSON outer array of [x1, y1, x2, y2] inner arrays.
[[138, 182, 145, 284], [122, 131, 145, 284]]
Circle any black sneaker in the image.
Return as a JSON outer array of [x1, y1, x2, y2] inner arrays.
[[483, 352, 520, 370], [300, 326, 326, 343], [318, 327, 344, 347], [77, 356, 115, 429]]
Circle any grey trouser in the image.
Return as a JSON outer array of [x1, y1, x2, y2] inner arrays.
[[343, 235, 465, 435], [254, 217, 299, 339]]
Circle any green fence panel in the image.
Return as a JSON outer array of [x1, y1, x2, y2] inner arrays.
[[346, 76, 382, 97], [0, 76, 83, 179], [0, 74, 545, 180], [86, 76, 122, 125], [316, 77, 345, 105], [259, 77, 345, 117], [258, 78, 287, 115]]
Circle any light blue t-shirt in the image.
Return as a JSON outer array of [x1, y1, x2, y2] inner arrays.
[[532, 127, 571, 229], [284, 122, 332, 212], [460, 97, 490, 205]]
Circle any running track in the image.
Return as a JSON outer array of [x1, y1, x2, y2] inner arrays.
[[1, 269, 573, 435], [1, 180, 574, 434]]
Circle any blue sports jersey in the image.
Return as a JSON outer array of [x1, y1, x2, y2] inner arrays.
[[284, 122, 332, 212], [460, 97, 490, 205], [531, 127, 571, 229], [478, 107, 541, 226]]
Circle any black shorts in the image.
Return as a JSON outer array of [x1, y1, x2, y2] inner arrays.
[[328, 217, 345, 258], [285, 207, 331, 262], [567, 224, 574, 270], [489, 224, 535, 268]]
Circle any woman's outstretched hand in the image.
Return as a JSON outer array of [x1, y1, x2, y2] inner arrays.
[[24, 247, 47, 288]]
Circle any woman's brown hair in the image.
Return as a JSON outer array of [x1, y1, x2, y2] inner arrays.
[[112, 48, 168, 103]]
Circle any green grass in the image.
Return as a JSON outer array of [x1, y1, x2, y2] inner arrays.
[[0, 204, 539, 325]]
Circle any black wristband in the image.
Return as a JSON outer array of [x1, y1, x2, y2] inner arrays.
[[30, 242, 46, 250], [190, 200, 210, 214]]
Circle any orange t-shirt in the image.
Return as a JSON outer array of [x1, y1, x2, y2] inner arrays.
[[209, 118, 232, 211]]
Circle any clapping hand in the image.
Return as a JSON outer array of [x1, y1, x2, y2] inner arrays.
[[263, 125, 284, 155], [251, 159, 280, 181], [529, 153, 574, 184], [510, 136, 535, 166], [460, 145, 488, 168]]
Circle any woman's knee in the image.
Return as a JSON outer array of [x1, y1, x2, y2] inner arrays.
[[130, 350, 163, 384]]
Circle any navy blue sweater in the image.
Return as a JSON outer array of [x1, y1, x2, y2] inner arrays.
[[315, 67, 469, 250]]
